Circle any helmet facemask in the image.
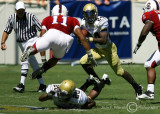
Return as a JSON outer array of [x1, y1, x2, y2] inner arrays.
[[57, 88, 73, 101], [83, 10, 97, 24]]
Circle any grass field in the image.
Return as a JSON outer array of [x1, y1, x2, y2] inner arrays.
[[0, 64, 160, 114]]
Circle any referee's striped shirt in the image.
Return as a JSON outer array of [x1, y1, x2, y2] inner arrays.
[[4, 12, 42, 42]]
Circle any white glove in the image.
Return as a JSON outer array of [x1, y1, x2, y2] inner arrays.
[[133, 42, 141, 54], [86, 50, 97, 67]]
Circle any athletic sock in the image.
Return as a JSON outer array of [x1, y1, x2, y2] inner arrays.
[[20, 76, 26, 85], [147, 84, 154, 93], [38, 78, 45, 85]]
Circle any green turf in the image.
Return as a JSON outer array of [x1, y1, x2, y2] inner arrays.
[[0, 64, 160, 114]]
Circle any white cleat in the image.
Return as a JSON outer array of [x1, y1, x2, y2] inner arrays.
[[102, 74, 111, 85], [137, 90, 154, 100], [87, 75, 101, 85], [21, 46, 35, 62]]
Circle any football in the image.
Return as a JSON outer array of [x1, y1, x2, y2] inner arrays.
[[82, 29, 88, 36]]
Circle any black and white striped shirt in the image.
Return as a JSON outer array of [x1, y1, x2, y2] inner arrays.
[[4, 12, 42, 42]]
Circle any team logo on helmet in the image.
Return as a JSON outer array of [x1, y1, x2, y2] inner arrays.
[[52, 4, 68, 16]]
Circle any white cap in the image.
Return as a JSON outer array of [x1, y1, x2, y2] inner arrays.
[[15, 1, 25, 10]]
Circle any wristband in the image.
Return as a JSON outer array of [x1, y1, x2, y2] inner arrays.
[[89, 37, 93, 42]]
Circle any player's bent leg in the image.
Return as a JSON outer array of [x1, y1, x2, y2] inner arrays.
[[29, 57, 60, 79], [122, 70, 143, 100], [88, 75, 109, 100], [80, 50, 102, 91], [141, 50, 160, 99], [146, 67, 156, 84], [29, 55, 46, 92]]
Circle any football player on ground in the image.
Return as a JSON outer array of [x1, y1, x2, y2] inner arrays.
[[39, 74, 109, 109], [39, 80, 96, 109], [79, 3, 142, 100], [134, 0, 160, 100], [20, 4, 97, 79]]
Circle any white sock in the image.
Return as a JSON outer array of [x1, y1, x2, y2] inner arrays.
[[147, 84, 154, 93], [38, 78, 45, 85], [20, 76, 26, 85]]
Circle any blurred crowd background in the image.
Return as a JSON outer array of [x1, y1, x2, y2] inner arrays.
[[0, 0, 150, 8]]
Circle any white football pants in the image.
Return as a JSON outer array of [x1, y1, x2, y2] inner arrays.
[[144, 49, 160, 68], [35, 29, 74, 59]]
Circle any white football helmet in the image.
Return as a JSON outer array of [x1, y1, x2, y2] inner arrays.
[[143, 0, 160, 13], [52, 4, 68, 16]]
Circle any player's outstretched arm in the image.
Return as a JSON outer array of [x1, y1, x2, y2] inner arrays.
[[39, 92, 53, 102], [74, 28, 90, 51], [133, 21, 153, 54]]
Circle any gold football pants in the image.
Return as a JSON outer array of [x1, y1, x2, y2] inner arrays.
[[80, 43, 124, 76]]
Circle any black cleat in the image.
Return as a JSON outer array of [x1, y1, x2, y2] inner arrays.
[[87, 75, 101, 85], [102, 74, 111, 85], [13, 83, 25, 93], [37, 84, 46, 92], [135, 85, 143, 100], [29, 67, 44, 80]]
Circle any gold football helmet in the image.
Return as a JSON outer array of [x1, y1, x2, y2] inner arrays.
[[83, 3, 98, 24], [58, 80, 76, 100]]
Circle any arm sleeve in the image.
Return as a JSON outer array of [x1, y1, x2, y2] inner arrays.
[[142, 12, 152, 24], [73, 17, 80, 32], [32, 14, 42, 31], [41, 17, 48, 31], [4, 15, 13, 34], [46, 84, 60, 93]]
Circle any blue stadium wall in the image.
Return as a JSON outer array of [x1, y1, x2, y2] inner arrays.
[[50, 1, 132, 60]]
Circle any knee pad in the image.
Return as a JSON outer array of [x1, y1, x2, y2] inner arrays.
[[21, 61, 29, 69], [21, 69, 28, 77]]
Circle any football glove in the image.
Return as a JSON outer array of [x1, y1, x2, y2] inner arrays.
[[133, 42, 141, 54], [87, 50, 97, 67]]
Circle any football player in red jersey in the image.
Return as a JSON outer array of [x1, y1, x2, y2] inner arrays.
[[134, 0, 160, 100], [20, 4, 97, 79]]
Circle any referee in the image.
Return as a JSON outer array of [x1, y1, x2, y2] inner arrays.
[[1, 1, 46, 93]]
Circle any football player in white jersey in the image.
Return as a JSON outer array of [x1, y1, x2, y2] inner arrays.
[[79, 3, 142, 100], [39, 80, 95, 109]]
